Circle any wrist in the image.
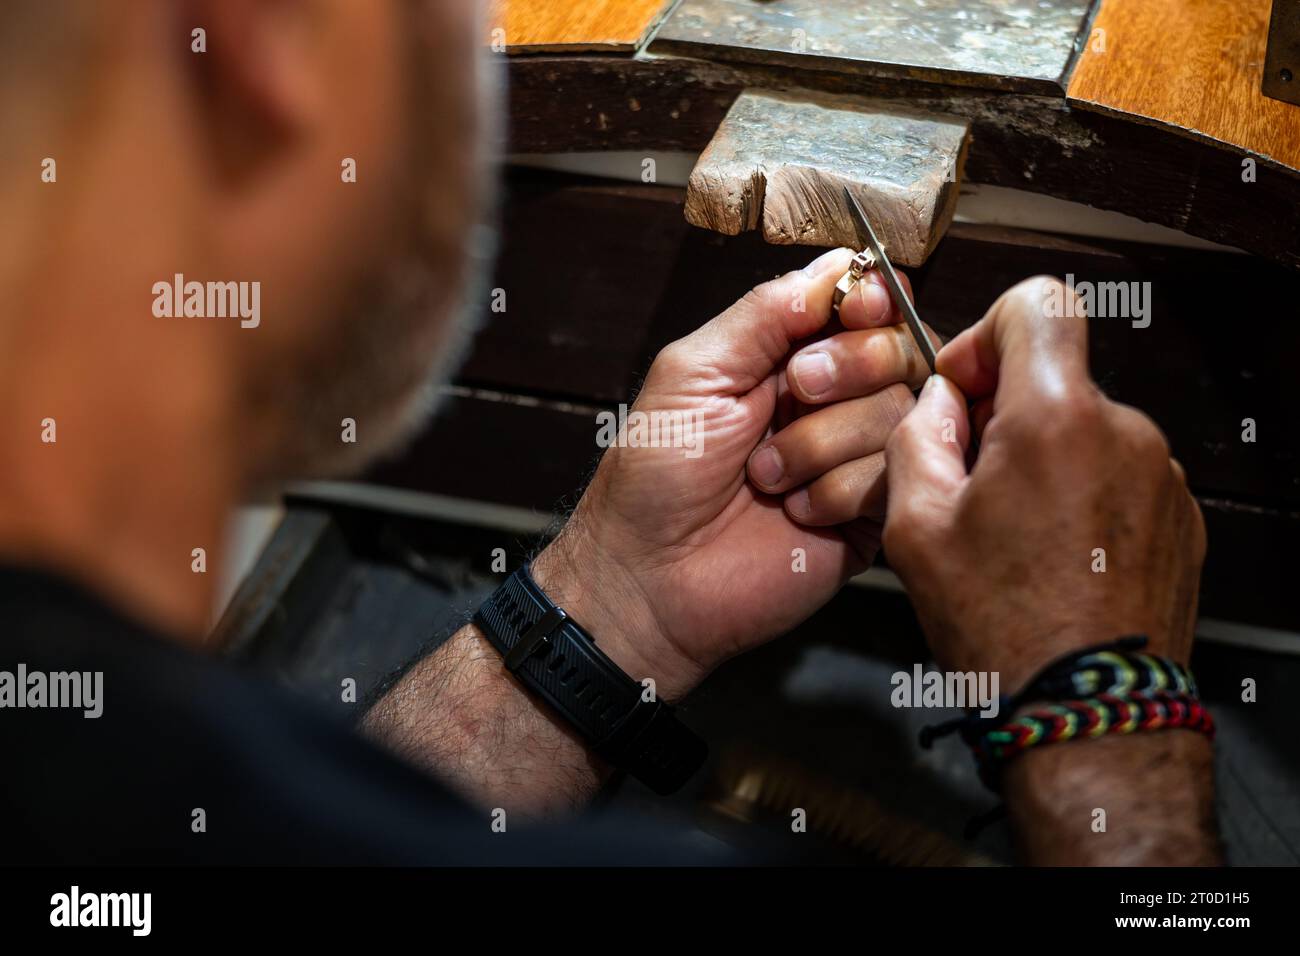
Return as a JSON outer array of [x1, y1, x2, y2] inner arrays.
[[957, 622, 1182, 699], [1004, 729, 1218, 865], [363, 623, 609, 816], [531, 530, 703, 703]]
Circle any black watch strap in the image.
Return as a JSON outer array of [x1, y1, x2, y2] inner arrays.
[[473, 565, 707, 795]]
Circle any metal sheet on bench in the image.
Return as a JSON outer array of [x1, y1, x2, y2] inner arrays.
[[650, 0, 1096, 94]]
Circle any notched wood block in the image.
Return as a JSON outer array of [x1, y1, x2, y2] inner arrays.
[[685, 90, 970, 265]]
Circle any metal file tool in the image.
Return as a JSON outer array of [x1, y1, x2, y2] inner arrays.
[[842, 187, 938, 373]]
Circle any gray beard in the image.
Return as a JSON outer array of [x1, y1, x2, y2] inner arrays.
[[267, 24, 505, 482]]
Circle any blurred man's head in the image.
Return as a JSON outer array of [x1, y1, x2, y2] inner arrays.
[[2, 0, 494, 483]]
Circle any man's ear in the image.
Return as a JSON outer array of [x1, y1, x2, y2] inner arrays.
[[187, 0, 326, 151]]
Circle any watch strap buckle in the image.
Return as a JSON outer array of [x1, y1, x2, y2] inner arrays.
[[502, 605, 566, 672]]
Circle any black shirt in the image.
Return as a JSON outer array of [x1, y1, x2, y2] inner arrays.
[[0, 566, 722, 864]]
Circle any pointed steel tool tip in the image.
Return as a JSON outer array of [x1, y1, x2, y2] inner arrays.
[[842, 187, 937, 373]]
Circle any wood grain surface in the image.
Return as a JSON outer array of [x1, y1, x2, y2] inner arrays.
[[486, 0, 675, 54], [1068, 0, 1300, 170], [685, 90, 968, 263], [652, 0, 1095, 94]]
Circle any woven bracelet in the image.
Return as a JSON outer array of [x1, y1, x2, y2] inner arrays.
[[967, 689, 1215, 790], [919, 636, 1214, 795]]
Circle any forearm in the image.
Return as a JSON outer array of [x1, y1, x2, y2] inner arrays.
[[360, 529, 699, 819], [361, 620, 611, 818], [1004, 730, 1220, 865]]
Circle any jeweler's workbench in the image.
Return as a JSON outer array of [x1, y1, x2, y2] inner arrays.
[[218, 0, 1300, 866], [495, 0, 1300, 266], [447, 0, 1300, 635]]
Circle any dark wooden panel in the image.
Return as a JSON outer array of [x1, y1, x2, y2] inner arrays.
[[1199, 500, 1300, 633], [368, 392, 1300, 633], [458, 177, 688, 402], [461, 174, 1300, 508], [367, 174, 1300, 631], [367, 390, 604, 513], [914, 224, 1300, 508]]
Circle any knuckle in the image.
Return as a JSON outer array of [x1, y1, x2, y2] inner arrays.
[[879, 382, 916, 427], [807, 480, 849, 522], [1030, 386, 1104, 446], [854, 329, 893, 379], [1170, 456, 1187, 484], [1003, 274, 1062, 315], [1062, 389, 1106, 431], [1025, 273, 1069, 299], [798, 423, 835, 467], [1115, 405, 1171, 469], [742, 277, 780, 314], [1139, 424, 1172, 465], [866, 384, 915, 449], [1026, 274, 1069, 308], [992, 274, 1078, 328], [652, 339, 691, 376]]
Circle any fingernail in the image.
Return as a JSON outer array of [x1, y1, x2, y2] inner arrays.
[[791, 351, 835, 398], [921, 373, 942, 395], [803, 247, 846, 277], [786, 488, 811, 518], [860, 280, 888, 318], [749, 446, 784, 488]]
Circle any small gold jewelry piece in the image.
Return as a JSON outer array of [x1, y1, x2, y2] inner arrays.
[[832, 249, 878, 313]]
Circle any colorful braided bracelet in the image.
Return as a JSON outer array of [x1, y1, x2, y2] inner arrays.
[[1017, 633, 1200, 701], [967, 690, 1215, 790], [920, 636, 1214, 793]]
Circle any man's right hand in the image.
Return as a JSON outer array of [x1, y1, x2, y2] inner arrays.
[[883, 276, 1205, 692], [882, 275, 1218, 865]]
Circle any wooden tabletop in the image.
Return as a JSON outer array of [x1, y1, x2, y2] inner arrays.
[[490, 0, 1300, 266], [487, 0, 675, 54], [1069, 0, 1300, 170]]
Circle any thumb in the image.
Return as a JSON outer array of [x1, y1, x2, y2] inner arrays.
[[885, 374, 970, 524], [675, 248, 859, 394], [935, 275, 1090, 408]]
